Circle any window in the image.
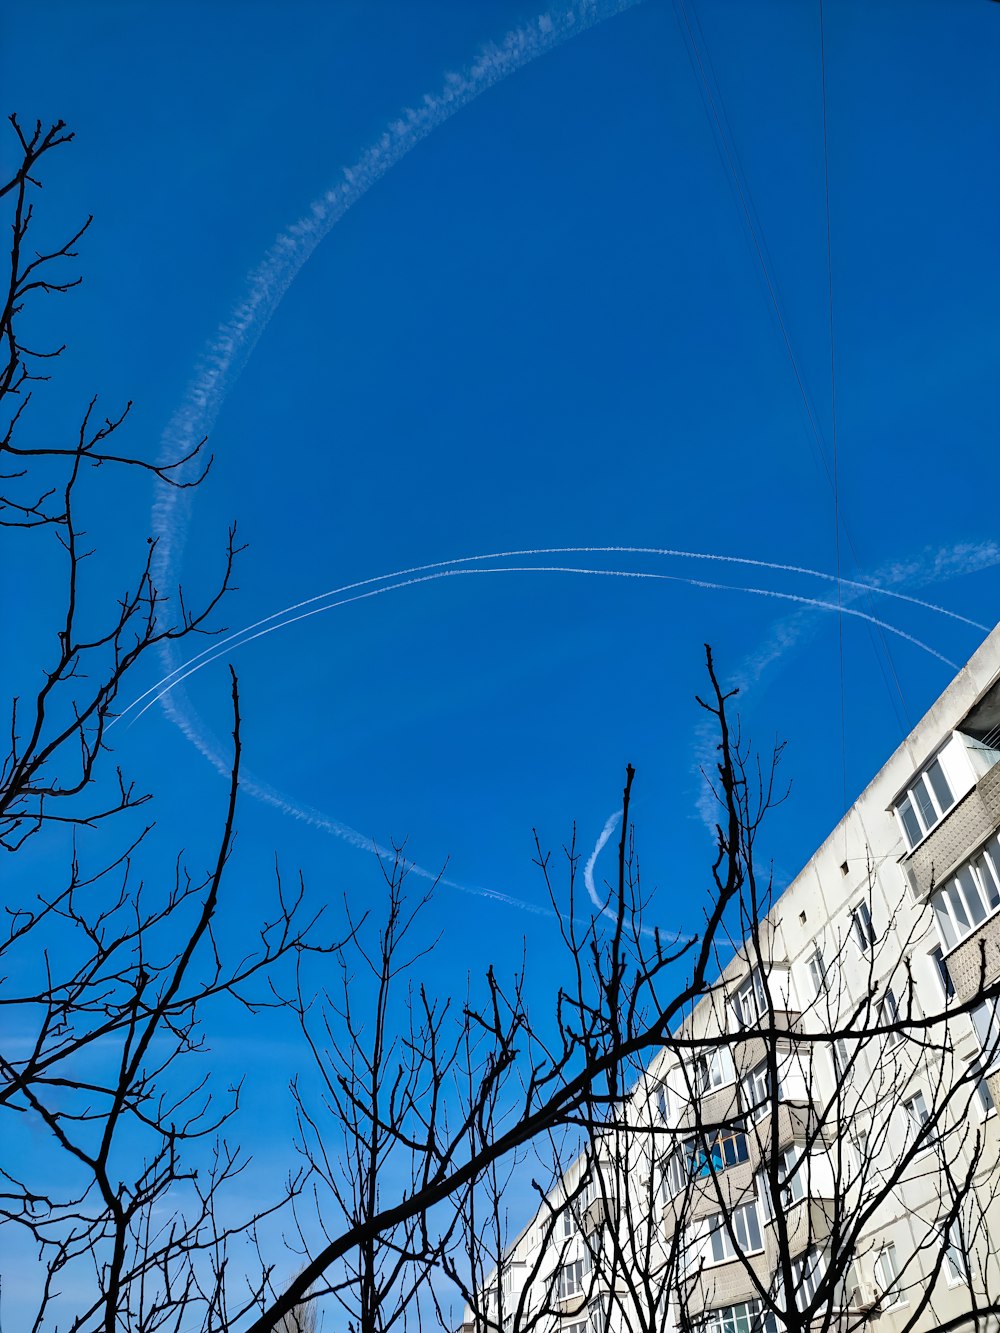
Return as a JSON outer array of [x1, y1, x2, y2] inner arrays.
[[971, 1060, 996, 1115], [706, 1201, 764, 1264], [930, 833, 1000, 950], [664, 1125, 750, 1197], [851, 901, 876, 952], [930, 945, 954, 998], [895, 756, 956, 848], [779, 1144, 805, 1205], [943, 1222, 968, 1284], [873, 1243, 901, 1306], [849, 1129, 869, 1174], [807, 950, 829, 999], [694, 1048, 730, 1092], [878, 988, 903, 1048], [556, 1256, 588, 1300], [831, 1036, 852, 1080], [655, 1082, 669, 1121], [702, 1300, 778, 1333], [971, 996, 1000, 1068], [743, 1060, 777, 1120], [734, 969, 768, 1027], [903, 1090, 936, 1148], [791, 1249, 825, 1308], [587, 1296, 608, 1333]]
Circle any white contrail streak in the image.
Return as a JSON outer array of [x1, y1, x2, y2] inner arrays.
[[122, 562, 959, 727], [116, 543, 987, 728], [150, 0, 644, 596], [159, 681, 554, 917]]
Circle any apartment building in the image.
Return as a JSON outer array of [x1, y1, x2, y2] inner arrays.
[[463, 624, 1000, 1333]]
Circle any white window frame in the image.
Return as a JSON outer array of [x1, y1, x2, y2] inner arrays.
[[903, 1090, 937, 1150], [878, 988, 903, 1048], [929, 944, 954, 999], [971, 996, 1000, 1071], [702, 1299, 778, 1333], [733, 968, 769, 1028], [895, 755, 956, 849], [705, 1200, 764, 1265], [970, 1059, 997, 1116], [807, 949, 829, 1000], [791, 1248, 826, 1309], [873, 1242, 902, 1307], [943, 1222, 969, 1286], [743, 1060, 776, 1121], [694, 1047, 729, 1093], [556, 1255, 589, 1301], [830, 1036, 851, 1081], [779, 1144, 805, 1205], [849, 1129, 869, 1177], [654, 1081, 669, 1121], [851, 900, 876, 952]]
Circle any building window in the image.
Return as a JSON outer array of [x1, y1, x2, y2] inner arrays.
[[831, 1036, 852, 1081], [873, 1243, 901, 1306], [878, 988, 903, 1048], [895, 756, 955, 848], [849, 1130, 869, 1176], [743, 1061, 776, 1120], [807, 950, 829, 1000], [664, 1125, 749, 1197], [970, 996, 1000, 1069], [706, 1201, 764, 1264], [930, 833, 1000, 951], [694, 1048, 730, 1093], [851, 901, 876, 952], [655, 1082, 669, 1121], [791, 1249, 825, 1309], [930, 945, 954, 998], [903, 1090, 936, 1148], [556, 1256, 589, 1300], [970, 1060, 996, 1115], [779, 1144, 805, 1205], [587, 1296, 608, 1333], [702, 1300, 778, 1333], [943, 1223, 968, 1284], [733, 968, 769, 1028]]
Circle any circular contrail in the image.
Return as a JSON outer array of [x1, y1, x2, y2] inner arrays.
[[121, 560, 961, 730], [117, 544, 985, 729], [146, 1, 657, 923]]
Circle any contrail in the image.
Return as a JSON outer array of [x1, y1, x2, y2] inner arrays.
[[583, 810, 622, 914], [122, 562, 960, 728], [117, 543, 988, 729], [159, 677, 554, 918], [150, 0, 645, 598], [142, 0, 654, 928]]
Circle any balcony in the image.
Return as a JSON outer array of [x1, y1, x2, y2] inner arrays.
[[903, 759, 1000, 899], [946, 910, 1000, 1004]]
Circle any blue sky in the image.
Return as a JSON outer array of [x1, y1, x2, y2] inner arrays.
[[4, 0, 1000, 1315], [7, 0, 1000, 1018]]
